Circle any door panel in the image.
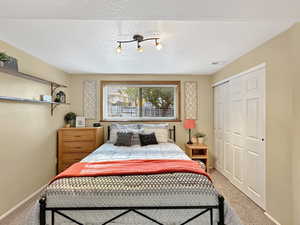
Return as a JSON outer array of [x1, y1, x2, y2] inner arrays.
[[224, 141, 233, 176], [230, 76, 245, 190], [246, 98, 259, 138], [244, 68, 266, 209], [223, 83, 233, 179], [213, 65, 265, 210], [233, 146, 243, 183], [247, 151, 260, 195], [214, 85, 224, 172]]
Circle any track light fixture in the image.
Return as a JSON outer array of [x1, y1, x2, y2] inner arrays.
[[116, 34, 162, 53]]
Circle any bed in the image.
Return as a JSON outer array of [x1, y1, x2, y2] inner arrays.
[[27, 125, 241, 225]]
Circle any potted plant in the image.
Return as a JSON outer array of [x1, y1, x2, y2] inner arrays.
[[64, 112, 77, 128], [194, 132, 206, 144], [0, 52, 9, 68]]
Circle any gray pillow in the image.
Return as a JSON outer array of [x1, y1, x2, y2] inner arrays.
[[131, 130, 143, 145], [114, 132, 134, 146]]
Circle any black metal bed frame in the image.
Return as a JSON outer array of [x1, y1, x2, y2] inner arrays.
[[39, 195, 225, 225], [39, 125, 225, 225], [107, 125, 176, 143]]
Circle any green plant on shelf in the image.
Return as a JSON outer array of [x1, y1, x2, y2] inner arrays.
[[194, 132, 206, 138], [0, 52, 10, 62], [64, 112, 77, 127]]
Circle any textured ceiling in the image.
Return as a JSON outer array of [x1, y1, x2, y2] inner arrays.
[[0, 0, 300, 20], [0, 0, 298, 74], [0, 20, 293, 74]]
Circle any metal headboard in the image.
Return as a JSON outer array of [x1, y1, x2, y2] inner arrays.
[[107, 125, 176, 142]]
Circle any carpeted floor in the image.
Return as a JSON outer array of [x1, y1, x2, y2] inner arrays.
[[0, 170, 275, 225], [210, 170, 275, 225]]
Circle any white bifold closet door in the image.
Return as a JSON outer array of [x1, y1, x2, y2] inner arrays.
[[214, 65, 266, 209], [214, 85, 224, 172]]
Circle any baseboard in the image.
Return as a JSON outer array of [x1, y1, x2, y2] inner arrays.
[[0, 184, 47, 221], [264, 212, 281, 225]]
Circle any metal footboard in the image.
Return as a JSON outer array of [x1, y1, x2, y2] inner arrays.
[[39, 195, 225, 225]]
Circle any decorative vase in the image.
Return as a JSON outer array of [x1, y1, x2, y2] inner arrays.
[[192, 137, 197, 144], [197, 137, 205, 144], [65, 124, 71, 128]]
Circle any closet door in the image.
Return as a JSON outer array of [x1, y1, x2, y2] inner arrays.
[[214, 64, 266, 209], [244, 68, 266, 209], [223, 82, 233, 180], [213, 86, 218, 170], [215, 86, 224, 172], [230, 76, 245, 190]]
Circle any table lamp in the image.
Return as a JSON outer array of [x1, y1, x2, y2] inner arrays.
[[184, 119, 196, 144]]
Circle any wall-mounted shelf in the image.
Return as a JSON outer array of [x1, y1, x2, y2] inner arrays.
[[0, 96, 70, 105], [0, 67, 69, 115], [0, 67, 67, 88]]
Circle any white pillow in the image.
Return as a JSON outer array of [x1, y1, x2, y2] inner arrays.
[[144, 127, 169, 143], [109, 124, 140, 143], [109, 127, 143, 145], [140, 123, 169, 129]]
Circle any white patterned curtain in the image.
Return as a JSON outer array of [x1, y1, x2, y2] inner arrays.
[[83, 80, 97, 119], [184, 81, 198, 119]]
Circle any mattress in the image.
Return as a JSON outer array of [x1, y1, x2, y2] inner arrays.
[[26, 143, 242, 225], [81, 142, 191, 162], [47, 143, 210, 207]]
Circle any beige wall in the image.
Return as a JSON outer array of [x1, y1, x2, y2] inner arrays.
[[69, 74, 213, 165], [212, 24, 300, 225], [290, 24, 300, 225], [0, 41, 70, 216]]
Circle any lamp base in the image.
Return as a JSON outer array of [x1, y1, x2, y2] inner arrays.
[[187, 128, 193, 145]]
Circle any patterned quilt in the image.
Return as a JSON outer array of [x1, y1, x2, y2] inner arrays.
[[26, 143, 242, 225]]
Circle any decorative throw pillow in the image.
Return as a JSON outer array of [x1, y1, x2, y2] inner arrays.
[[114, 132, 134, 146], [143, 127, 169, 143], [131, 129, 144, 145], [109, 124, 140, 144], [139, 133, 158, 146]]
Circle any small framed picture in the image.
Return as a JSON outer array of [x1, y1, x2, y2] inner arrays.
[[76, 116, 86, 128]]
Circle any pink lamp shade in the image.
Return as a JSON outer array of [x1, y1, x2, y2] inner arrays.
[[184, 119, 196, 129]]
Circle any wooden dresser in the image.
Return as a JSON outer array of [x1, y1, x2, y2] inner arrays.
[[57, 127, 104, 173]]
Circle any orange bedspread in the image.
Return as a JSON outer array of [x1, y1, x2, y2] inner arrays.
[[53, 159, 211, 183]]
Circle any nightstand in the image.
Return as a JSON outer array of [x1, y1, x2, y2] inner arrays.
[[185, 143, 209, 172]]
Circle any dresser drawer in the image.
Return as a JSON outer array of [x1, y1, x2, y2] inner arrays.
[[62, 152, 90, 161], [60, 161, 77, 172], [60, 158, 83, 172], [62, 130, 94, 141], [63, 141, 95, 153]]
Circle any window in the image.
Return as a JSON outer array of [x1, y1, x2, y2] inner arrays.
[[101, 81, 181, 121]]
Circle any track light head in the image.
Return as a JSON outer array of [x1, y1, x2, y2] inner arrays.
[[155, 39, 162, 50], [116, 43, 122, 53], [137, 43, 144, 53]]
